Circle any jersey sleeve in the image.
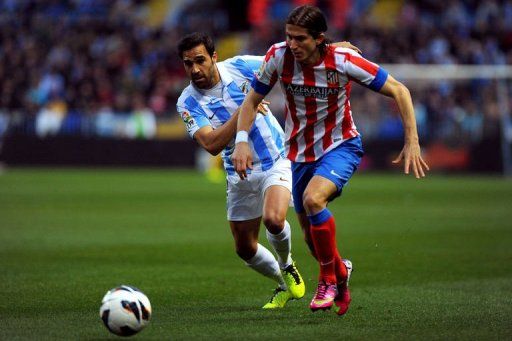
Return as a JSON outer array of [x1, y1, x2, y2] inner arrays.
[[176, 95, 211, 138], [224, 55, 263, 82], [251, 45, 280, 96], [338, 48, 388, 92], [236, 55, 264, 74]]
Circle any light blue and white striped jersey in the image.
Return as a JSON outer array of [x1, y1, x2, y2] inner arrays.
[[177, 55, 285, 175]]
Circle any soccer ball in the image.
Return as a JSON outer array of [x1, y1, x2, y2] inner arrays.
[[99, 285, 152, 337]]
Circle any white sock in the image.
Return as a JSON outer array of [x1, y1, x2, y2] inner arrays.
[[266, 220, 292, 269], [246, 243, 286, 289]]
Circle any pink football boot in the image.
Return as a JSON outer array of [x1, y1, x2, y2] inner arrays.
[[310, 281, 337, 311]]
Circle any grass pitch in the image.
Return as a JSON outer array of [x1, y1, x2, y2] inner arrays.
[[1, 168, 511, 340]]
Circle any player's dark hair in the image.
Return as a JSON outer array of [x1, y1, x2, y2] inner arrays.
[[286, 5, 330, 51], [177, 32, 215, 59]]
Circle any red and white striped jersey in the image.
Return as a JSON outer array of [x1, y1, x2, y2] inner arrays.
[[252, 42, 389, 162]]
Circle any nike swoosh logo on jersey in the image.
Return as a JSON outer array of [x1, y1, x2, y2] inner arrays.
[[279, 177, 288, 182], [330, 170, 343, 179]]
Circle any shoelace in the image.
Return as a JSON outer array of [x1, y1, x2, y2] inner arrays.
[[284, 264, 301, 284], [270, 288, 285, 303], [315, 282, 332, 300]]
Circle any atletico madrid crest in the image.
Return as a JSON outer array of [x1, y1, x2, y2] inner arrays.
[[326, 70, 339, 86]]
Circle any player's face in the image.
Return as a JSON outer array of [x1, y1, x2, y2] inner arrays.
[[286, 24, 324, 65], [182, 44, 219, 89]]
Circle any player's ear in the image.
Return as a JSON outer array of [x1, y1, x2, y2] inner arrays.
[[315, 33, 325, 46], [212, 51, 218, 63]]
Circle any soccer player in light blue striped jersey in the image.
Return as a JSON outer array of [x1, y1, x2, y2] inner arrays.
[[176, 32, 305, 308]]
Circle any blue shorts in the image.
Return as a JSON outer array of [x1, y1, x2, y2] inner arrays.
[[291, 136, 364, 213]]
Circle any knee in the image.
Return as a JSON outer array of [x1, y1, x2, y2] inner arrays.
[[262, 213, 285, 234], [302, 190, 326, 213]]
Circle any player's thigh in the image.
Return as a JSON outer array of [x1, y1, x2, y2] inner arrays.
[[263, 186, 290, 215], [291, 161, 315, 214], [262, 185, 290, 232], [303, 175, 338, 207], [313, 137, 364, 199], [262, 158, 292, 220]]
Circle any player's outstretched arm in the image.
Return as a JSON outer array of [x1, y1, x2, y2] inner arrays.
[[378, 75, 430, 178], [232, 88, 265, 179]]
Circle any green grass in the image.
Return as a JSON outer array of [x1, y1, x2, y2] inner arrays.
[[1, 168, 511, 340]]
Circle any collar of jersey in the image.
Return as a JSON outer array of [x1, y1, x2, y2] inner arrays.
[[216, 62, 235, 86]]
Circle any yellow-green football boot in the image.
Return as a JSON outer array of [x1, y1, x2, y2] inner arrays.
[[262, 287, 292, 309], [282, 262, 305, 299]]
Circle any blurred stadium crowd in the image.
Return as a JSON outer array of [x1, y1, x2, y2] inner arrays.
[[0, 0, 510, 146]]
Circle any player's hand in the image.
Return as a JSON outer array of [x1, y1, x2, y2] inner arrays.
[[232, 142, 253, 180], [257, 100, 270, 116], [392, 141, 430, 178], [332, 41, 362, 54]]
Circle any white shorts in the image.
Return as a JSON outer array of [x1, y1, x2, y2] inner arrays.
[[226, 157, 293, 221]]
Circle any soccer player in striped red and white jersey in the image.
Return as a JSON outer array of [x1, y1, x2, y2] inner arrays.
[[232, 5, 429, 315]]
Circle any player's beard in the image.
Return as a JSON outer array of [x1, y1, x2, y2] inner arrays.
[[192, 64, 217, 89]]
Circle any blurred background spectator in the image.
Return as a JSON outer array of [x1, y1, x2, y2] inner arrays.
[[0, 0, 511, 171]]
